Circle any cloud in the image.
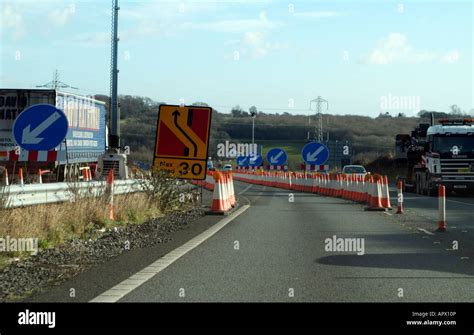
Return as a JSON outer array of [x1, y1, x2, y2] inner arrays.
[[292, 11, 343, 18], [366, 33, 458, 64], [48, 6, 74, 27], [182, 11, 283, 33], [0, 2, 25, 38], [440, 50, 460, 63], [71, 32, 110, 47], [227, 31, 287, 59]]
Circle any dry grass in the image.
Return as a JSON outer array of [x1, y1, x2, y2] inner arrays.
[[0, 169, 198, 267], [0, 191, 161, 248]]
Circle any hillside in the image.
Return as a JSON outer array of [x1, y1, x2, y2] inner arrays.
[[104, 95, 465, 168]]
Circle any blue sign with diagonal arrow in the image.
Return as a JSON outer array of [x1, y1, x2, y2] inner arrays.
[[266, 148, 287, 166], [302, 142, 329, 165], [12, 104, 69, 151], [249, 154, 263, 167], [236, 156, 249, 167]]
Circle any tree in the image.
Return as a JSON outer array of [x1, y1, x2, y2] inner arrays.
[[450, 104, 463, 115], [231, 105, 243, 117]]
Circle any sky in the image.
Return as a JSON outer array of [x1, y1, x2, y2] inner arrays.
[[0, 0, 473, 117]]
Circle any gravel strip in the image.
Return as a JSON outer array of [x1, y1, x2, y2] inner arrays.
[[0, 206, 205, 302]]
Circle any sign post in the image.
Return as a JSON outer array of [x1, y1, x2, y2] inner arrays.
[[153, 105, 212, 180]]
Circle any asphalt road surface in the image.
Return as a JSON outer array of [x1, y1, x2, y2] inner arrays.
[[30, 180, 474, 303]]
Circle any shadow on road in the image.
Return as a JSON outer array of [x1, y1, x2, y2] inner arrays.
[[317, 252, 474, 277]]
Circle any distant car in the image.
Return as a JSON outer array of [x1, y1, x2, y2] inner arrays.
[[342, 165, 367, 177], [222, 164, 233, 172]]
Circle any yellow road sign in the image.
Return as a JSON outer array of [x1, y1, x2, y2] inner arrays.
[[153, 105, 212, 180]]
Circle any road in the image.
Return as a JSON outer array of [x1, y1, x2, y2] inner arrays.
[[28, 179, 474, 303]]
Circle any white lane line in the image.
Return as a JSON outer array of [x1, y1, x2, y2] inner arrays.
[[417, 228, 435, 236], [237, 184, 253, 195], [446, 199, 474, 207], [90, 205, 251, 303]]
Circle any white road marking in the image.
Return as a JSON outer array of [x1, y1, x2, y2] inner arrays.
[[90, 204, 251, 303], [237, 184, 253, 195], [417, 228, 435, 236], [446, 199, 474, 207]]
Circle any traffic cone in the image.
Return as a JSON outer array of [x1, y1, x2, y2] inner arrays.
[[396, 180, 404, 214], [82, 167, 90, 181], [107, 169, 115, 220], [228, 173, 236, 207], [381, 176, 392, 209], [365, 176, 386, 211], [437, 185, 446, 232], [210, 171, 230, 214], [18, 167, 24, 186], [37, 169, 43, 184]]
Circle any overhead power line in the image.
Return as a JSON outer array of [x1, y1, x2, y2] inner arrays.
[[36, 70, 78, 90]]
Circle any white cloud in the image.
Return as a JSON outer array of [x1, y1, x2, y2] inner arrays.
[[48, 7, 74, 27], [228, 31, 287, 59], [0, 3, 25, 38], [440, 50, 460, 63], [367, 33, 458, 65], [182, 11, 283, 33], [71, 32, 110, 47], [292, 11, 343, 18]]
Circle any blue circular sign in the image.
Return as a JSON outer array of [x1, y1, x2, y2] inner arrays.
[[13, 104, 69, 151], [302, 142, 329, 165], [248, 154, 263, 167], [236, 156, 250, 167], [266, 148, 287, 166]]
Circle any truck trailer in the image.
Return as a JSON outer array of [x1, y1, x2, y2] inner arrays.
[[0, 89, 107, 182], [395, 118, 474, 195]]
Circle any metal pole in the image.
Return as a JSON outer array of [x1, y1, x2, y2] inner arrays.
[[310, 96, 328, 142], [109, 0, 120, 149], [252, 118, 255, 148]]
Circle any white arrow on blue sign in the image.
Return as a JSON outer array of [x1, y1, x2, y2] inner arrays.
[[302, 142, 329, 165], [236, 156, 249, 167], [13, 104, 69, 151], [249, 154, 263, 167], [266, 148, 287, 166]]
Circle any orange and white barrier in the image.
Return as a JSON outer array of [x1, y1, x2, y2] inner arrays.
[[190, 171, 215, 191], [81, 166, 92, 181], [234, 170, 397, 211], [381, 176, 392, 209], [210, 171, 232, 214], [233, 170, 396, 213]]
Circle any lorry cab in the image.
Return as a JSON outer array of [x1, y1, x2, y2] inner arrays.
[[398, 118, 474, 195]]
